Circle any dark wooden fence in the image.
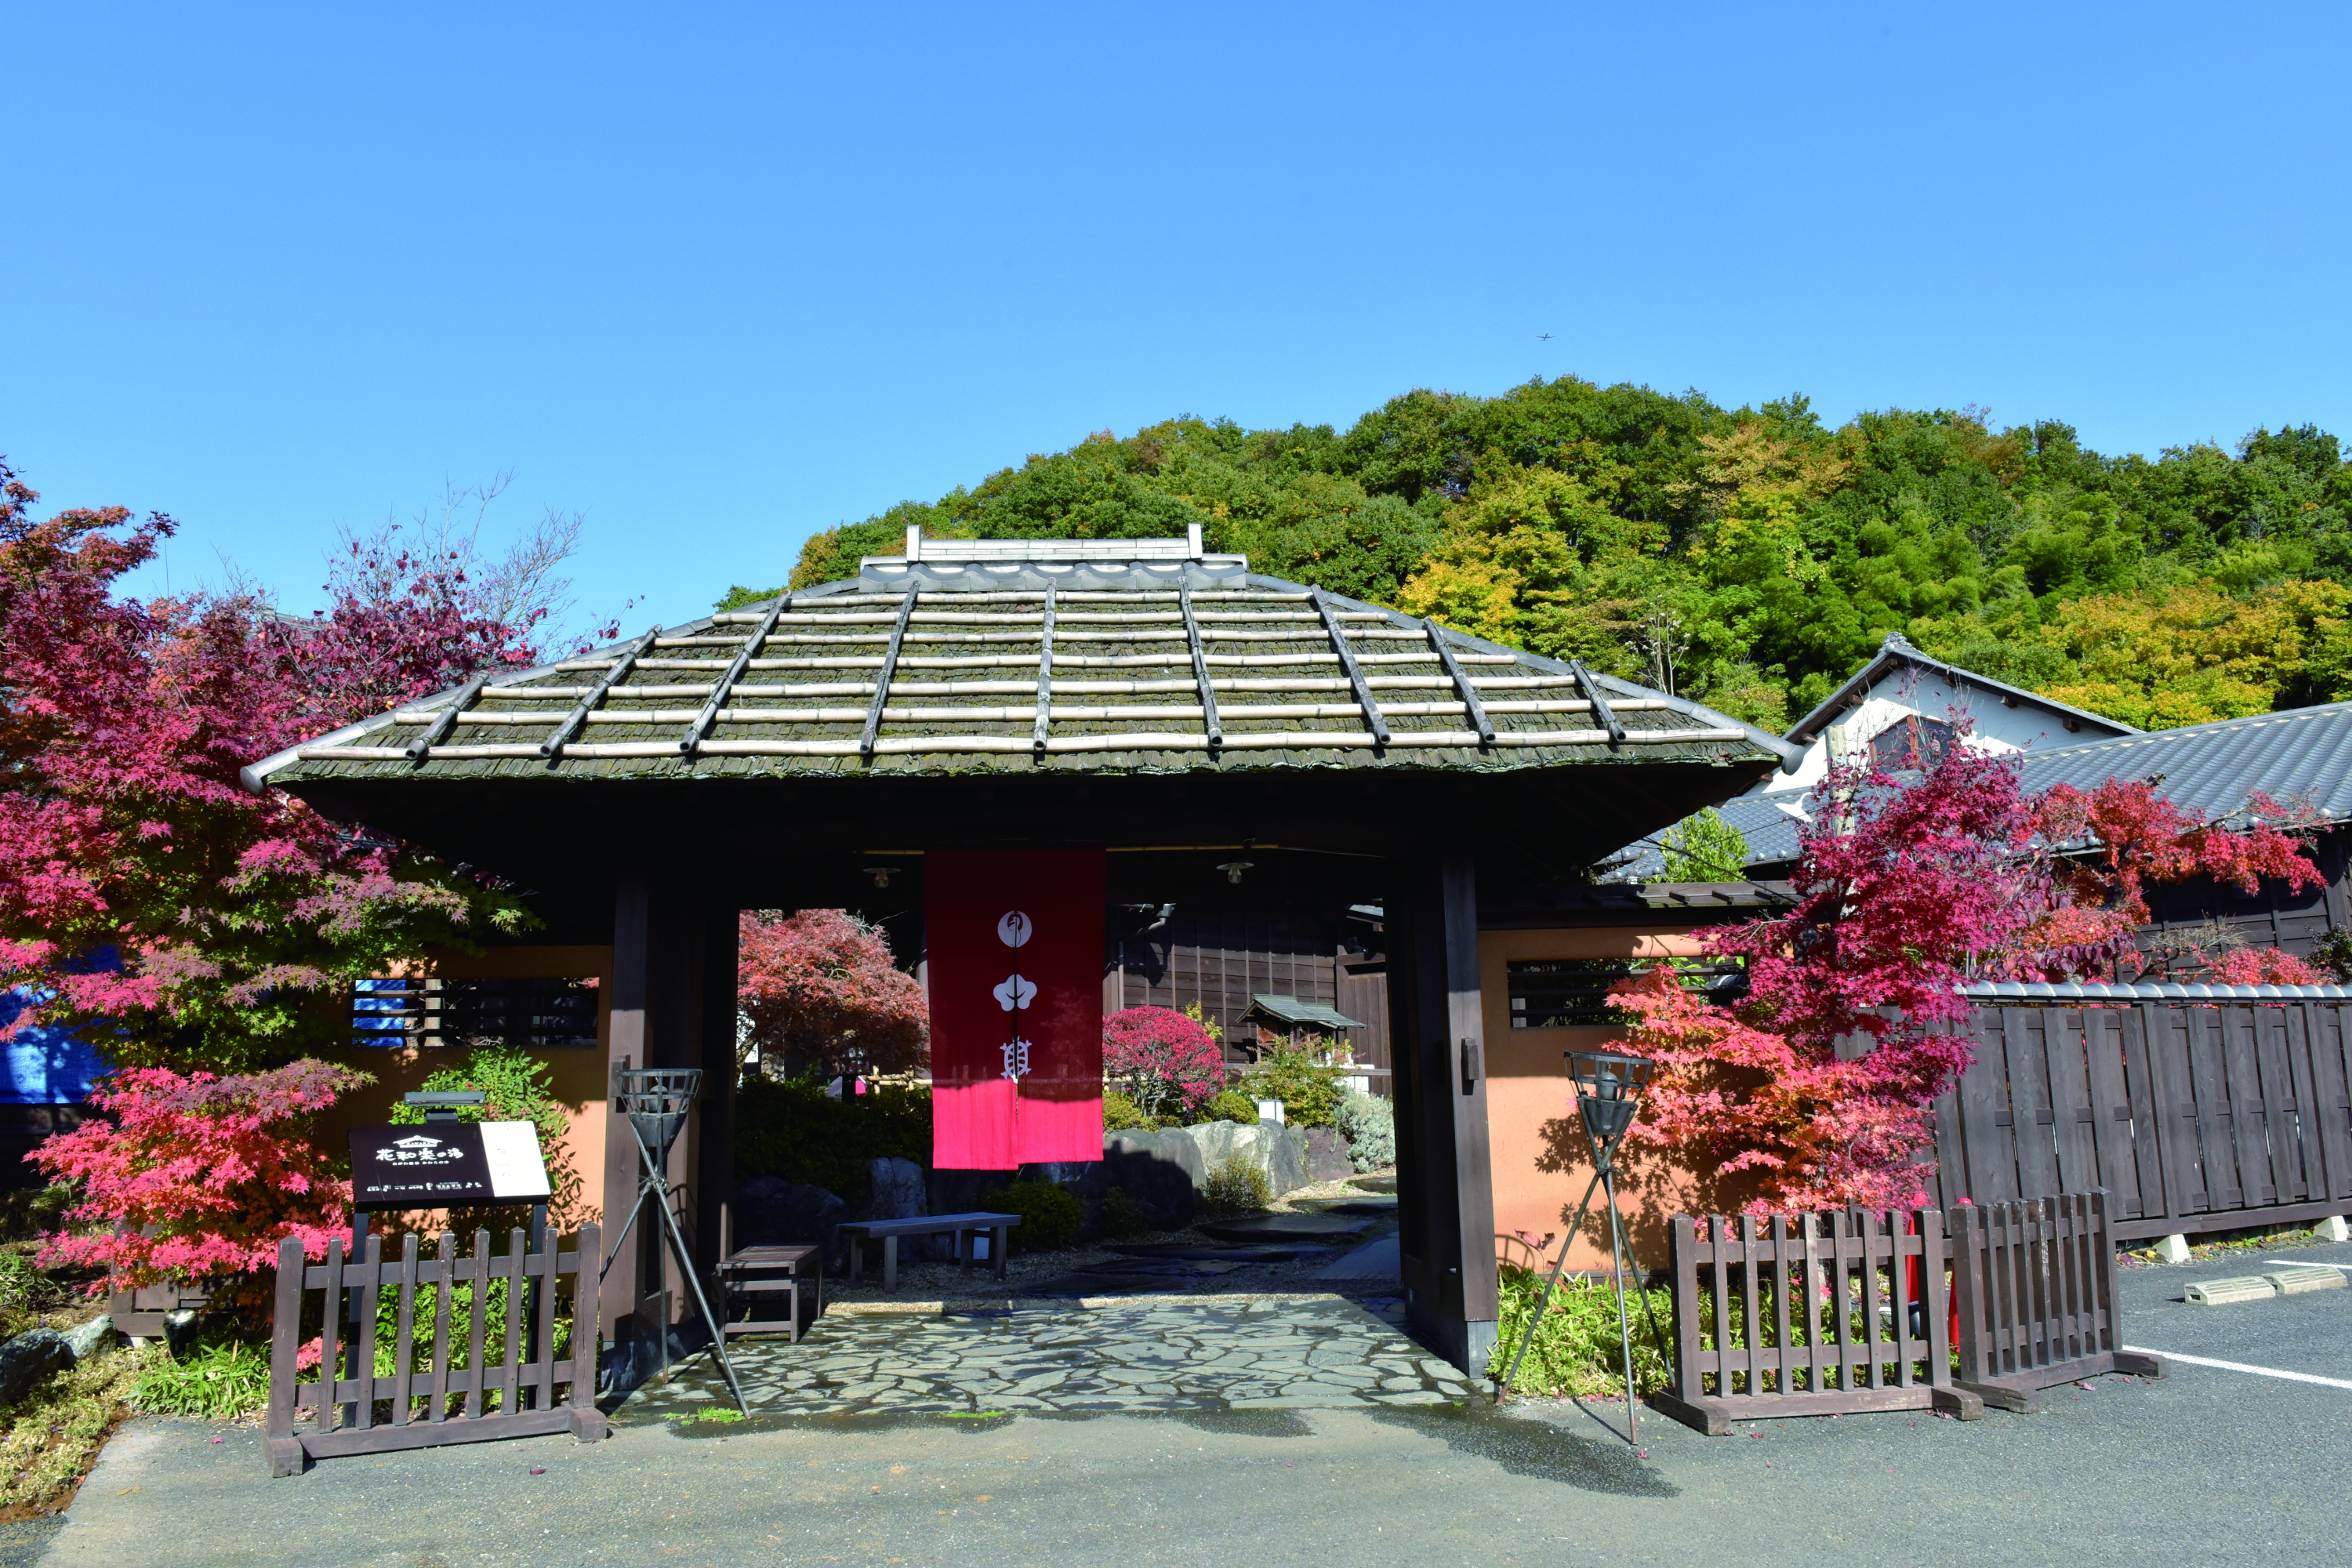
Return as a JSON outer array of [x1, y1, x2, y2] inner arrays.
[[1948, 1190, 2165, 1412], [1935, 985, 2352, 1241], [1653, 1207, 1982, 1435], [267, 1224, 605, 1477]]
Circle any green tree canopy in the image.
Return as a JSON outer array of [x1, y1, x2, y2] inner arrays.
[[730, 383, 2352, 732]]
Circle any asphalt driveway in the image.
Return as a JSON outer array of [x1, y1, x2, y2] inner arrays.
[[34, 1240, 2352, 1568]]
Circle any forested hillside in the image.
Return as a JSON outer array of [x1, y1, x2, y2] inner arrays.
[[721, 378, 2352, 732]]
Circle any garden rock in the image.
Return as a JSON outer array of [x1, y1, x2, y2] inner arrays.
[[64, 1317, 112, 1363], [729, 1176, 849, 1271], [1102, 1131, 1201, 1229], [0, 1329, 73, 1406], [1304, 1127, 1355, 1184], [1177, 1120, 1310, 1198], [863, 1158, 927, 1222]]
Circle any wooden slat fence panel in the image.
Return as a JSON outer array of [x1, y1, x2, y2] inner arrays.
[[1947, 1191, 2165, 1413], [266, 1222, 607, 1477], [1938, 1002, 2352, 1241], [1654, 1208, 1983, 1435]]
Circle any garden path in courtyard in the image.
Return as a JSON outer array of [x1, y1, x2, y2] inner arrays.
[[610, 1294, 1476, 1421]]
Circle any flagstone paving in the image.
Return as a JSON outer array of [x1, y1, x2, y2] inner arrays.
[[609, 1294, 1473, 1423]]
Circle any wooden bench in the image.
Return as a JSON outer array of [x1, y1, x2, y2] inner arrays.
[[713, 1204, 822, 1343], [836, 1213, 1022, 1290]]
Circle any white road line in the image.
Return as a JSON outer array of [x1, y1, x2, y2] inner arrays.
[[2269, 1258, 2352, 1272], [2123, 1346, 2352, 1391]]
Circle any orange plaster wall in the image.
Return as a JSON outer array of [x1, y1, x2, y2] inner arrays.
[[1482, 926, 1713, 1276], [312, 946, 612, 1241]]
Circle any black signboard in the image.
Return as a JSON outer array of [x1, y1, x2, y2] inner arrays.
[[349, 1121, 553, 1208]]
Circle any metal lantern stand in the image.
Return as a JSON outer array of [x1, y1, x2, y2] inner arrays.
[[1494, 1049, 1667, 1446], [599, 1068, 748, 1413]]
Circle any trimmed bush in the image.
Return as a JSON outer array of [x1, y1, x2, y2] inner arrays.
[[1102, 1091, 1151, 1131], [1097, 1187, 1149, 1240], [1334, 1093, 1395, 1172], [734, 1076, 931, 1203], [1233, 1042, 1344, 1129], [1203, 1154, 1271, 1218], [995, 1181, 1082, 1252], [1202, 1091, 1260, 1126], [1103, 1006, 1225, 1121]]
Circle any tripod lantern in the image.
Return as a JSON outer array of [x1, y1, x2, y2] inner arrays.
[[1494, 1047, 1664, 1446], [601, 1068, 748, 1412]]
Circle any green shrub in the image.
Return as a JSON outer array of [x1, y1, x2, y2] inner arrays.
[[995, 1181, 1081, 1252], [734, 1076, 931, 1203], [1233, 1043, 1344, 1129], [1486, 1264, 1672, 1399], [1098, 1187, 1149, 1240], [1334, 1093, 1395, 1172], [1203, 1154, 1271, 1218], [1202, 1091, 1259, 1126], [1102, 1091, 1151, 1131], [130, 1338, 270, 1420]]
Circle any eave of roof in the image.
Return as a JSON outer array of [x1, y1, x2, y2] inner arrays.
[[1247, 994, 1367, 1030], [1785, 633, 2140, 746], [244, 558, 1802, 791], [2016, 700, 2352, 828]]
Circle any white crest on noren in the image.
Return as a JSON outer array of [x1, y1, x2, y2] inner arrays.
[[996, 911, 1033, 948], [993, 974, 1037, 1012]]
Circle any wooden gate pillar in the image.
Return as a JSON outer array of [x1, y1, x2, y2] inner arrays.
[[1387, 845, 1500, 1375], [602, 858, 726, 1356]]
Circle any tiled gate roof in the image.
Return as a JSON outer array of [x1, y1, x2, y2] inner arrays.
[[249, 556, 1796, 786]]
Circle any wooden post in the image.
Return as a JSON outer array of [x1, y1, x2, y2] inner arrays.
[[267, 1237, 305, 1477], [1387, 846, 1497, 1376]]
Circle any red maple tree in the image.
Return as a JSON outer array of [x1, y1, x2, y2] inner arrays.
[[737, 909, 929, 1079], [1102, 1005, 1226, 1120], [0, 462, 551, 1070], [29, 1060, 369, 1299], [1616, 734, 2325, 1210]]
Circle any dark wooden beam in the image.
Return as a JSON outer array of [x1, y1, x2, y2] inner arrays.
[[1314, 588, 1389, 747], [543, 627, 662, 761], [1425, 621, 1494, 748], [1181, 585, 1223, 753], [859, 590, 919, 762], [682, 596, 791, 755], [1033, 586, 1058, 760]]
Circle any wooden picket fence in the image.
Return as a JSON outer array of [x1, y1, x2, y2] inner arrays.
[[1653, 1208, 1982, 1435], [266, 1223, 606, 1477], [1949, 1190, 2165, 1412]]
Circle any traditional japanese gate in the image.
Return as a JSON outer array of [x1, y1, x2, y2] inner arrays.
[[247, 535, 1796, 1377]]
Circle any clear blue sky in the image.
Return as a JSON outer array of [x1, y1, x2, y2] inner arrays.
[[8, 4, 2348, 635]]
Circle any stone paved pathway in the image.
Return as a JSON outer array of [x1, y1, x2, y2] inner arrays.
[[610, 1294, 1473, 1423]]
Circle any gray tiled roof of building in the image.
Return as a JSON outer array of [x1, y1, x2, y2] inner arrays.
[[245, 546, 1800, 787]]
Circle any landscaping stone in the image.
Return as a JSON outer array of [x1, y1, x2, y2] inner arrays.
[[0, 1329, 73, 1406], [731, 1176, 849, 1270], [1304, 1127, 1355, 1184], [1102, 1131, 1203, 1229], [863, 1157, 927, 1222], [64, 1317, 112, 1363]]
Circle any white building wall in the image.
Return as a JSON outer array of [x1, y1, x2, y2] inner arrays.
[[1752, 668, 2104, 797]]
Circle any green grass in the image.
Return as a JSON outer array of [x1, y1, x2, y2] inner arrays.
[[1489, 1265, 1673, 1399], [129, 1338, 270, 1420], [0, 1341, 154, 1512]]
